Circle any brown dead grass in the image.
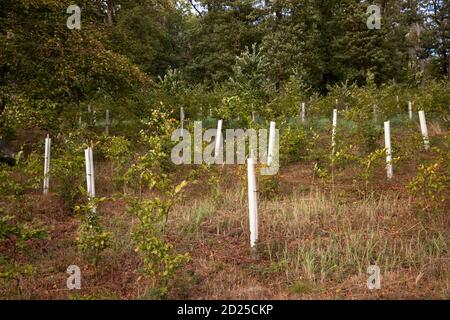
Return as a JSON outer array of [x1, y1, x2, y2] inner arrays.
[[0, 155, 448, 300]]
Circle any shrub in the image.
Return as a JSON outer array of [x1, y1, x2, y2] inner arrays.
[[75, 198, 111, 266], [408, 147, 449, 212], [51, 132, 88, 212], [279, 125, 315, 164], [100, 135, 132, 193], [128, 178, 189, 298], [259, 175, 281, 200], [0, 213, 47, 298]]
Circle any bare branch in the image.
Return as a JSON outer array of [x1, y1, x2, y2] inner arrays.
[[188, 0, 203, 16]]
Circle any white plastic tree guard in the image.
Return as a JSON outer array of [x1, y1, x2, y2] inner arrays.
[[247, 157, 258, 248], [301, 102, 306, 123], [84, 146, 96, 212], [214, 120, 223, 160], [384, 121, 393, 179], [331, 109, 338, 154], [84, 148, 91, 196], [418, 110, 430, 151], [408, 101, 413, 120], [267, 121, 276, 166], [180, 107, 185, 131], [43, 135, 51, 195]]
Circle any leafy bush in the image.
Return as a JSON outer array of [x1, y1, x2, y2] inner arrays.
[[124, 111, 178, 195], [0, 213, 47, 298], [352, 148, 387, 195], [408, 147, 449, 212], [75, 198, 111, 265], [0, 152, 47, 297], [128, 178, 189, 298], [353, 122, 383, 154], [279, 125, 315, 164], [259, 175, 281, 200], [100, 135, 132, 193], [51, 132, 88, 212], [0, 152, 40, 201]]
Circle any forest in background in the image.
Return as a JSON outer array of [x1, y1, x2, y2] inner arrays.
[[0, 1, 449, 300], [1, 0, 449, 139]]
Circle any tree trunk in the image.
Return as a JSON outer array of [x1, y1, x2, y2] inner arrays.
[[106, 0, 114, 26]]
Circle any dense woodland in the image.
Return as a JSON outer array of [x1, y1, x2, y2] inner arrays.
[[0, 1, 449, 299], [1, 0, 449, 134]]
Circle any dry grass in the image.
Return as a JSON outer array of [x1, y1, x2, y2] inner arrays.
[[1, 161, 448, 299], [168, 177, 449, 299], [429, 122, 444, 136]]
